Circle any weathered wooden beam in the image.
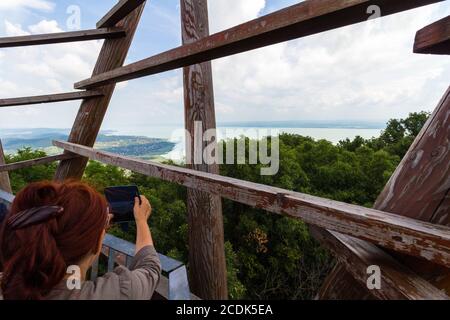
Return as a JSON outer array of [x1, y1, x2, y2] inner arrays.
[[414, 15, 450, 54], [97, 0, 146, 28], [75, 0, 443, 89], [311, 227, 449, 300], [0, 140, 12, 193], [0, 153, 77, 173], [0, 91, 103, 108], [0, 28, 126, 48], [53, 140, 450, 268], [319, 86, 450, 298], [375, 87, 450, 222], [315, 263, 375, 300], [54, 2, 146, 181], [181, 0, 228, 300]]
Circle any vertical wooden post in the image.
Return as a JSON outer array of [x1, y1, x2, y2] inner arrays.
[[0, 139, 12, 193], [318, 86, 450, 299], [54, 3, 146, 181], [181, 0, 228, 299]]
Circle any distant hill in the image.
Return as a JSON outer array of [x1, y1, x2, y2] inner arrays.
[[0, 128, 175, 160]]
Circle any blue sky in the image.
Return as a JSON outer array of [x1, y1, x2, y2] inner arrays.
[[0, 0, 449, 131]]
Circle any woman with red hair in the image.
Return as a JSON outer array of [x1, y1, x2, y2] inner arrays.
[[0, 180, 161, 300]]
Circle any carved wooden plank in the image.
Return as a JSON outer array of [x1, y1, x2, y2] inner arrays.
[[0, 140, 12, 193], [0, 91, 103, 107], [54, 2, 146, 181], [75, 0, 443, 89], [311, 227, 449, 300], [181, 0, 227, 300], [414, 15, 450, 54], [97, 0, 146, 28], [0, 153, 77, 173], [53, 140, 450, 267], [0, 28, 125, 48], [319, 86, 450, 298]]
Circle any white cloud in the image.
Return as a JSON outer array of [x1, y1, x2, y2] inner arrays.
[[28, 19, 60, 33], [209, 0, 265, 33], [208, 1, 450, 122], [0, 19, 102, 128], [0, 0, 449, 131], [0, 0, 54, 12], [4, 21, 30, 36]]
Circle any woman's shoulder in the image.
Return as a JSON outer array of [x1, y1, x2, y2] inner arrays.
[[46, 268, 130, 300]]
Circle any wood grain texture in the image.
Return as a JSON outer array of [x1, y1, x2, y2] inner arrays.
[[181, 0, 227, 300], [311, 227, 449, 299], [0, 153, 77, 173], [374, 86, 450, 223], [0, 91, 103, 107], [0, 28, 125, 48], [53, 140, 450, 268], [75, 0, 443, 89], [54, 2, 146, 181], [0, 140, 12, 193], [414, 15, 450, 54], [319, 86, 450, 298], [315, 263, 375, 300], [97, 0, 146, 28]]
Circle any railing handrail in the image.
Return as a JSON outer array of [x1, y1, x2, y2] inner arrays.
[[102, 234, 191, 300], [103, 234, 184, 273], [53, 139, 450, 269], [0, 28, 126, 49], [74, 0, 443, 89]]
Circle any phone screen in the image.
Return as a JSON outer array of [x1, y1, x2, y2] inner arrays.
[[104, 185, 141, 222]]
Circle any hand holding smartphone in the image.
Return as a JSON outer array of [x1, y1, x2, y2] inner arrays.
[[104, 185, 142, 223]]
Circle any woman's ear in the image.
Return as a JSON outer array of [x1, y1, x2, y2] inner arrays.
[[95, 230, 106, 256]]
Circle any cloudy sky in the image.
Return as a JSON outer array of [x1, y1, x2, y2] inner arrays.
[[0, 0, 448, 130]]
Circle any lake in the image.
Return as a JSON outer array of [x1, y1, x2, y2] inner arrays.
[[110, 124, 384, 162]]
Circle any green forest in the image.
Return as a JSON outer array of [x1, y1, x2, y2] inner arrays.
[[4, 112, 429, 300]]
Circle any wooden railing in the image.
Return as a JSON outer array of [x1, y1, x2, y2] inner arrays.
[[0, 28, 126, 48], [0, 153, 78, 172], [52, 140, 450, 268], [75, 0, 445, 89], [0, 91, 103, 108]]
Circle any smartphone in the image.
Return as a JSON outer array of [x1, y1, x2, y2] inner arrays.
[[104, 185, 141, 223]]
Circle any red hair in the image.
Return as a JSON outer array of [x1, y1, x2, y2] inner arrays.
[[0, 180, 108, 300]]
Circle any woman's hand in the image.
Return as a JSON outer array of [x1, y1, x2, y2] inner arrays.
[[134, 196, 151, 224], [133, 195, 154, 252]]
